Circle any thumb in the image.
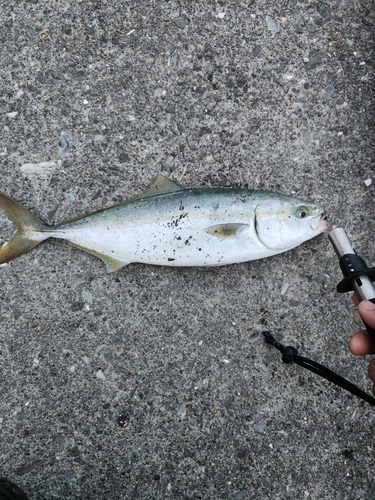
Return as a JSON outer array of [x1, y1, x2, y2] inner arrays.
[[358, 301, 375, 329]]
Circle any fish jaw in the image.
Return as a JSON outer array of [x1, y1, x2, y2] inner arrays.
[[310, 212, 329, 232]]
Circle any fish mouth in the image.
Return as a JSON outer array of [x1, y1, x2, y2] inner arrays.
[[310, 211, 330, 231]]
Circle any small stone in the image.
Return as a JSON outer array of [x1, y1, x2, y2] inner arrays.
[[172, 18, 186, 29], [254, 26, 263, 35], [317, 4, 331, 19], [33, 358, 40, 368], [58, 131, 71, 156], [255, 421, 265, 432], [289, 298, 301, 307], [204, 155, 215, 163], [82, 289, 93, 303], [65, 470, 74, 480], [20, 161, 56, 176], [118, 411, 130, 428], [302, 130, 311, 146], [305, 51, 322, 70], [71, 301, 84, 311], [191, 86, 205, 98], [96, 369, 106, 381], [94, 135, 105, 143], [364, 178, 372, 187], [246, 119, 261, 134], [165, 103, 175, 113], [252, 45, 261, 57], [362, 17, 372, 27], [265, 15, 278, 32], [65, 193, 75, 201], [232, 490, 248, 500], [199, 126, 212, 137], [217, 12, 225, 20], [119, 152, 130, 163], [261, 476, 272, 489], [68, 446, 80, 458], [281, 17, 288, 22], [326, 85, 334, 98], [6, 111, 18, 118]]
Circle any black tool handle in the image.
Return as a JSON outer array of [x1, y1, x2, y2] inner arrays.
[[328, 228, 375, 346]]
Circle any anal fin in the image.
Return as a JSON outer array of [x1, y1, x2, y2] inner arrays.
[[69, 242, 130, 273]]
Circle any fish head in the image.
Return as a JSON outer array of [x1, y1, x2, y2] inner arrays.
[[254, 194, 329, 251]]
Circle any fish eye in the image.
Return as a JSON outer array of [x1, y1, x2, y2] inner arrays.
[[296, 206, 309, 219]]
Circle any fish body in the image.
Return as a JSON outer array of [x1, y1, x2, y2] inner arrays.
[[0, 175, 328, 272]]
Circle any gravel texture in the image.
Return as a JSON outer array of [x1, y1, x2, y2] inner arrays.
[[0, 1, 374, 499]]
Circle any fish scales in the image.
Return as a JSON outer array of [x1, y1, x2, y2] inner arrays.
[[0, 175, 328, 272]]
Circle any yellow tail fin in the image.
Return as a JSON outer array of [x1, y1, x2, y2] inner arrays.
[[0, 192, 50, 265]]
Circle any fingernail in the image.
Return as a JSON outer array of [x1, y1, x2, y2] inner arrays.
[[360, 301, 375, 312]]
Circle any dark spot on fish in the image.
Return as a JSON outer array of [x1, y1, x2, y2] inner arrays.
[[175, 236, 182, 240], [168, 258, 175, 261]]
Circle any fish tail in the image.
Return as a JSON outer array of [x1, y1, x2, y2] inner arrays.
[[0, 192, 51, 265]]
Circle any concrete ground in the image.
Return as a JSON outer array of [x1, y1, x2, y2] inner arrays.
[[0, 1, 374, 499]]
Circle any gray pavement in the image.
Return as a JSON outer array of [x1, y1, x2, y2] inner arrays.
[[0, 1, 374, 499]]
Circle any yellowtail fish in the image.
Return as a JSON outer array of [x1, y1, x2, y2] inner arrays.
[[0, 174, 328, 272]]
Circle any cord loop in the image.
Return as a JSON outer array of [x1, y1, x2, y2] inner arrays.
[[262, 330, 375, 407]]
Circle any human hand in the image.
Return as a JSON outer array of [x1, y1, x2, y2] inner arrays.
[[349, 297, 375, 396]]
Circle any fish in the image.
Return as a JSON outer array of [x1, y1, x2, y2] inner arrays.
[[0, 174, 328, 273]]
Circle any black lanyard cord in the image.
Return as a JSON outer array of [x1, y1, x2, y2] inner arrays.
[[263, 331, 375, 407]]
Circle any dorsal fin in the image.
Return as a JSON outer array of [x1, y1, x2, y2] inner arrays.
[[131, 174, 183, 201]]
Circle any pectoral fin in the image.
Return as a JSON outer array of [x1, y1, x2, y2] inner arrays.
[[69, 242, 130, 273], [204, 223, 249, 239]]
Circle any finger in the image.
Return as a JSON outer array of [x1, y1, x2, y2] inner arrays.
[[349, 330, 375, 356], [351, 294, 359, 306], [368, 359, 375, 383], [358, 301, 375, 330]]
